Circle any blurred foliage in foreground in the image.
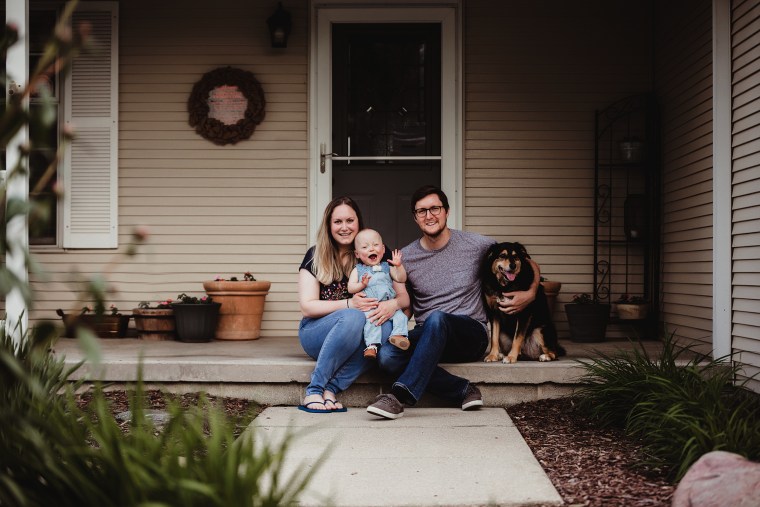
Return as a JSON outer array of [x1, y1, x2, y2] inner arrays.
[[0, 3, 319, 505]]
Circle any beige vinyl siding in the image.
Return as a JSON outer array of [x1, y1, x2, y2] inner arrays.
[[655, 0, 714, 354], [732, 0, 760, 392], [464, 0, 652, 336], [30, 0, 309, 336]]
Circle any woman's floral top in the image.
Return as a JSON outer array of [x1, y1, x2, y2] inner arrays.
[[299, 247, 350, 301]]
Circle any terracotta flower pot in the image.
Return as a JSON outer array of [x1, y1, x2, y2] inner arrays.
[[170, 302, 221, 343], [132, 308, 176, 341], [203, 280, 271, 340], [540, 280, 562, 314]]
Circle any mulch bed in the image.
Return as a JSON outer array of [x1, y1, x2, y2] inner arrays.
[[76, 390, 262, 437], [79, 391, 675, 506], [509, 397, 675, 507]]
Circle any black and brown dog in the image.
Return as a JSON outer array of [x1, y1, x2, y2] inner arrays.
[[480, 242, 565, 363]]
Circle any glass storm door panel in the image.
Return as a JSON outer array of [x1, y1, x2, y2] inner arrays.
[[331, 23, 441, 249]]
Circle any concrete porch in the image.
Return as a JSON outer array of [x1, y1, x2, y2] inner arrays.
[[53, 336, 665, 407]]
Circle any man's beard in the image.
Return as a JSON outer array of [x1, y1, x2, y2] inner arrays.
[[424, 225, 445, 240]]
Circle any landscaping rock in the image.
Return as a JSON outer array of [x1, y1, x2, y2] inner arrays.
[[672, 451, 760, 507]]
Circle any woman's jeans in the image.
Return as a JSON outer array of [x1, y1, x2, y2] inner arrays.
[[377, 310, 488, 405], [299, 308, 392, 397]]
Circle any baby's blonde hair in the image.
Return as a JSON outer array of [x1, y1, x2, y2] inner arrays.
[[354, 228, 382, 246]]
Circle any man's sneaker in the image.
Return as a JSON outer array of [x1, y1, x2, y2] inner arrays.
[[367, 393, 404, 419], [461, 383, 483, 410]]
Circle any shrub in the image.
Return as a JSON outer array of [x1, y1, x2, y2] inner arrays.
[[574, 333, 760, 480], [0, 326, 320, 506]]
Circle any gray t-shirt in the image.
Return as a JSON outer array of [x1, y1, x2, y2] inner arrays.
[[401, 229, 494, 327]]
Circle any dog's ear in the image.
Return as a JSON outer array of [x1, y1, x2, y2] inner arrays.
[[514, 242, 530, 260], [480, 243, 499, 282]]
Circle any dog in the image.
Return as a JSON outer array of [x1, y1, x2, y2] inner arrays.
[[480, 242, 565, 363]]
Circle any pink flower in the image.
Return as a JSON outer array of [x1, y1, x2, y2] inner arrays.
[[62, 124, 76, 140], [132, 225, 150, 242], [201, 296, 208, 301], [52, 180, 64, 197]]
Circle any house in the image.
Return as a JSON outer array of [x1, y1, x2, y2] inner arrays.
[[4, 0, 759, 392]]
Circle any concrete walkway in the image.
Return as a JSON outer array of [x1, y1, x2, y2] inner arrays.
[[253, 407, 562, 506]]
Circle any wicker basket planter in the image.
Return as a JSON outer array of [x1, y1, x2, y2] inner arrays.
[[203, 280, 271, 340], [615, 302, 649, 320], [132, 308, 176, 341], [56, 309, 130, 338]]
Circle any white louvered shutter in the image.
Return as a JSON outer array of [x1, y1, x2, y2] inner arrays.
[[63, 2, 118, 248]]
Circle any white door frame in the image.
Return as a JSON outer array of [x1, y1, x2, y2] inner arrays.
[[308, 2, 462, 243]]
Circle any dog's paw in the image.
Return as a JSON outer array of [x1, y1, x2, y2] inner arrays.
[[484, 353, 502, 363], [502, 355, 518, 364], [538, 353, 556, 362]]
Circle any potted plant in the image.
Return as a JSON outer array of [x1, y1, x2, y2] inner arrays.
[[203, 271, 271, 340], [540, 277, 562, 314], [56, 305, 130, 338], [614, 294, 649, 320], [132, 299, 176, 341], [564, 293, 610, 343], [170, 293, 221, 343]]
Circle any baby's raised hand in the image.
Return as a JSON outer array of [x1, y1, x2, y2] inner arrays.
[[389, 249, 403, 267], [360, 273, 372, 287]]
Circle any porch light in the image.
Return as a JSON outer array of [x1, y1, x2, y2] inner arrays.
[[267, 2, 292, 48]]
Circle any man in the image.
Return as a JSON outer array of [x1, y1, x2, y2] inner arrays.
[[367, 185, 540, 419]]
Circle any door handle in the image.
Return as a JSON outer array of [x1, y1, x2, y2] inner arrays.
[[320, 143, 338, 173]]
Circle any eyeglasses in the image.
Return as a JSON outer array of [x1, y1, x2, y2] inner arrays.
[[413, 206, 444, 219]]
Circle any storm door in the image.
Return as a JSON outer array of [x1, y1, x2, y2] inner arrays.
[[330, 24, 441, 249]]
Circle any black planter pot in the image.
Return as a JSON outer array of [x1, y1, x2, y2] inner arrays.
[[170, 302, 221, 343], [564, 303, 610, 343]]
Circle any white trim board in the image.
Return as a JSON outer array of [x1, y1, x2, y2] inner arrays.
[[308, 2, 462, 244], [712, 0, 731, 360]]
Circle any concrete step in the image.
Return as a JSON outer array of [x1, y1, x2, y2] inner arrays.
[[54, 336, 665, 407]]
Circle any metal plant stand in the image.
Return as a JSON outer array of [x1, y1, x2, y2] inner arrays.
[[594, 93, 661, 338]]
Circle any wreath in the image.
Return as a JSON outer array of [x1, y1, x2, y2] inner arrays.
[[188, 66, 266, 145]]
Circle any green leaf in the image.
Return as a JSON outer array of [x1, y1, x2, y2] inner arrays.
[[75, 328, 102, 365]]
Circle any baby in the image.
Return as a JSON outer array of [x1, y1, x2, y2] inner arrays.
[[348, 229, 410, 359]]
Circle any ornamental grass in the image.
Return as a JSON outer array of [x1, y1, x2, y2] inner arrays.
[[0, 325, 320, 506], [574, 332, 760, 481]]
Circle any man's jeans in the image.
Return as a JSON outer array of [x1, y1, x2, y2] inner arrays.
[[377, 310, 488, 404]]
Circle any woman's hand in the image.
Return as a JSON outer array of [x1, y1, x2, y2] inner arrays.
[[366, 299, 399, 326], [351, 291, 379, 312]]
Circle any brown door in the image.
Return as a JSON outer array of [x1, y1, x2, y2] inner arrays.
[[331, 23, 441, 249]]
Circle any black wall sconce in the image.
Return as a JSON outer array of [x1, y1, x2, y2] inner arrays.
[[267, 2, 292, 48]]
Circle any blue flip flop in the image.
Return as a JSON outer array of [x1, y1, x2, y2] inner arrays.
[[324, 399, 348, 413], [297, 401, 332, 413]]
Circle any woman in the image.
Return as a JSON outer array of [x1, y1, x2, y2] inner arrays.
[[298, 196, 409, 412]]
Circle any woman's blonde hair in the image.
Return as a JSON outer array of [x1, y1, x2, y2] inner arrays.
[[312, 196, 365, 285]]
